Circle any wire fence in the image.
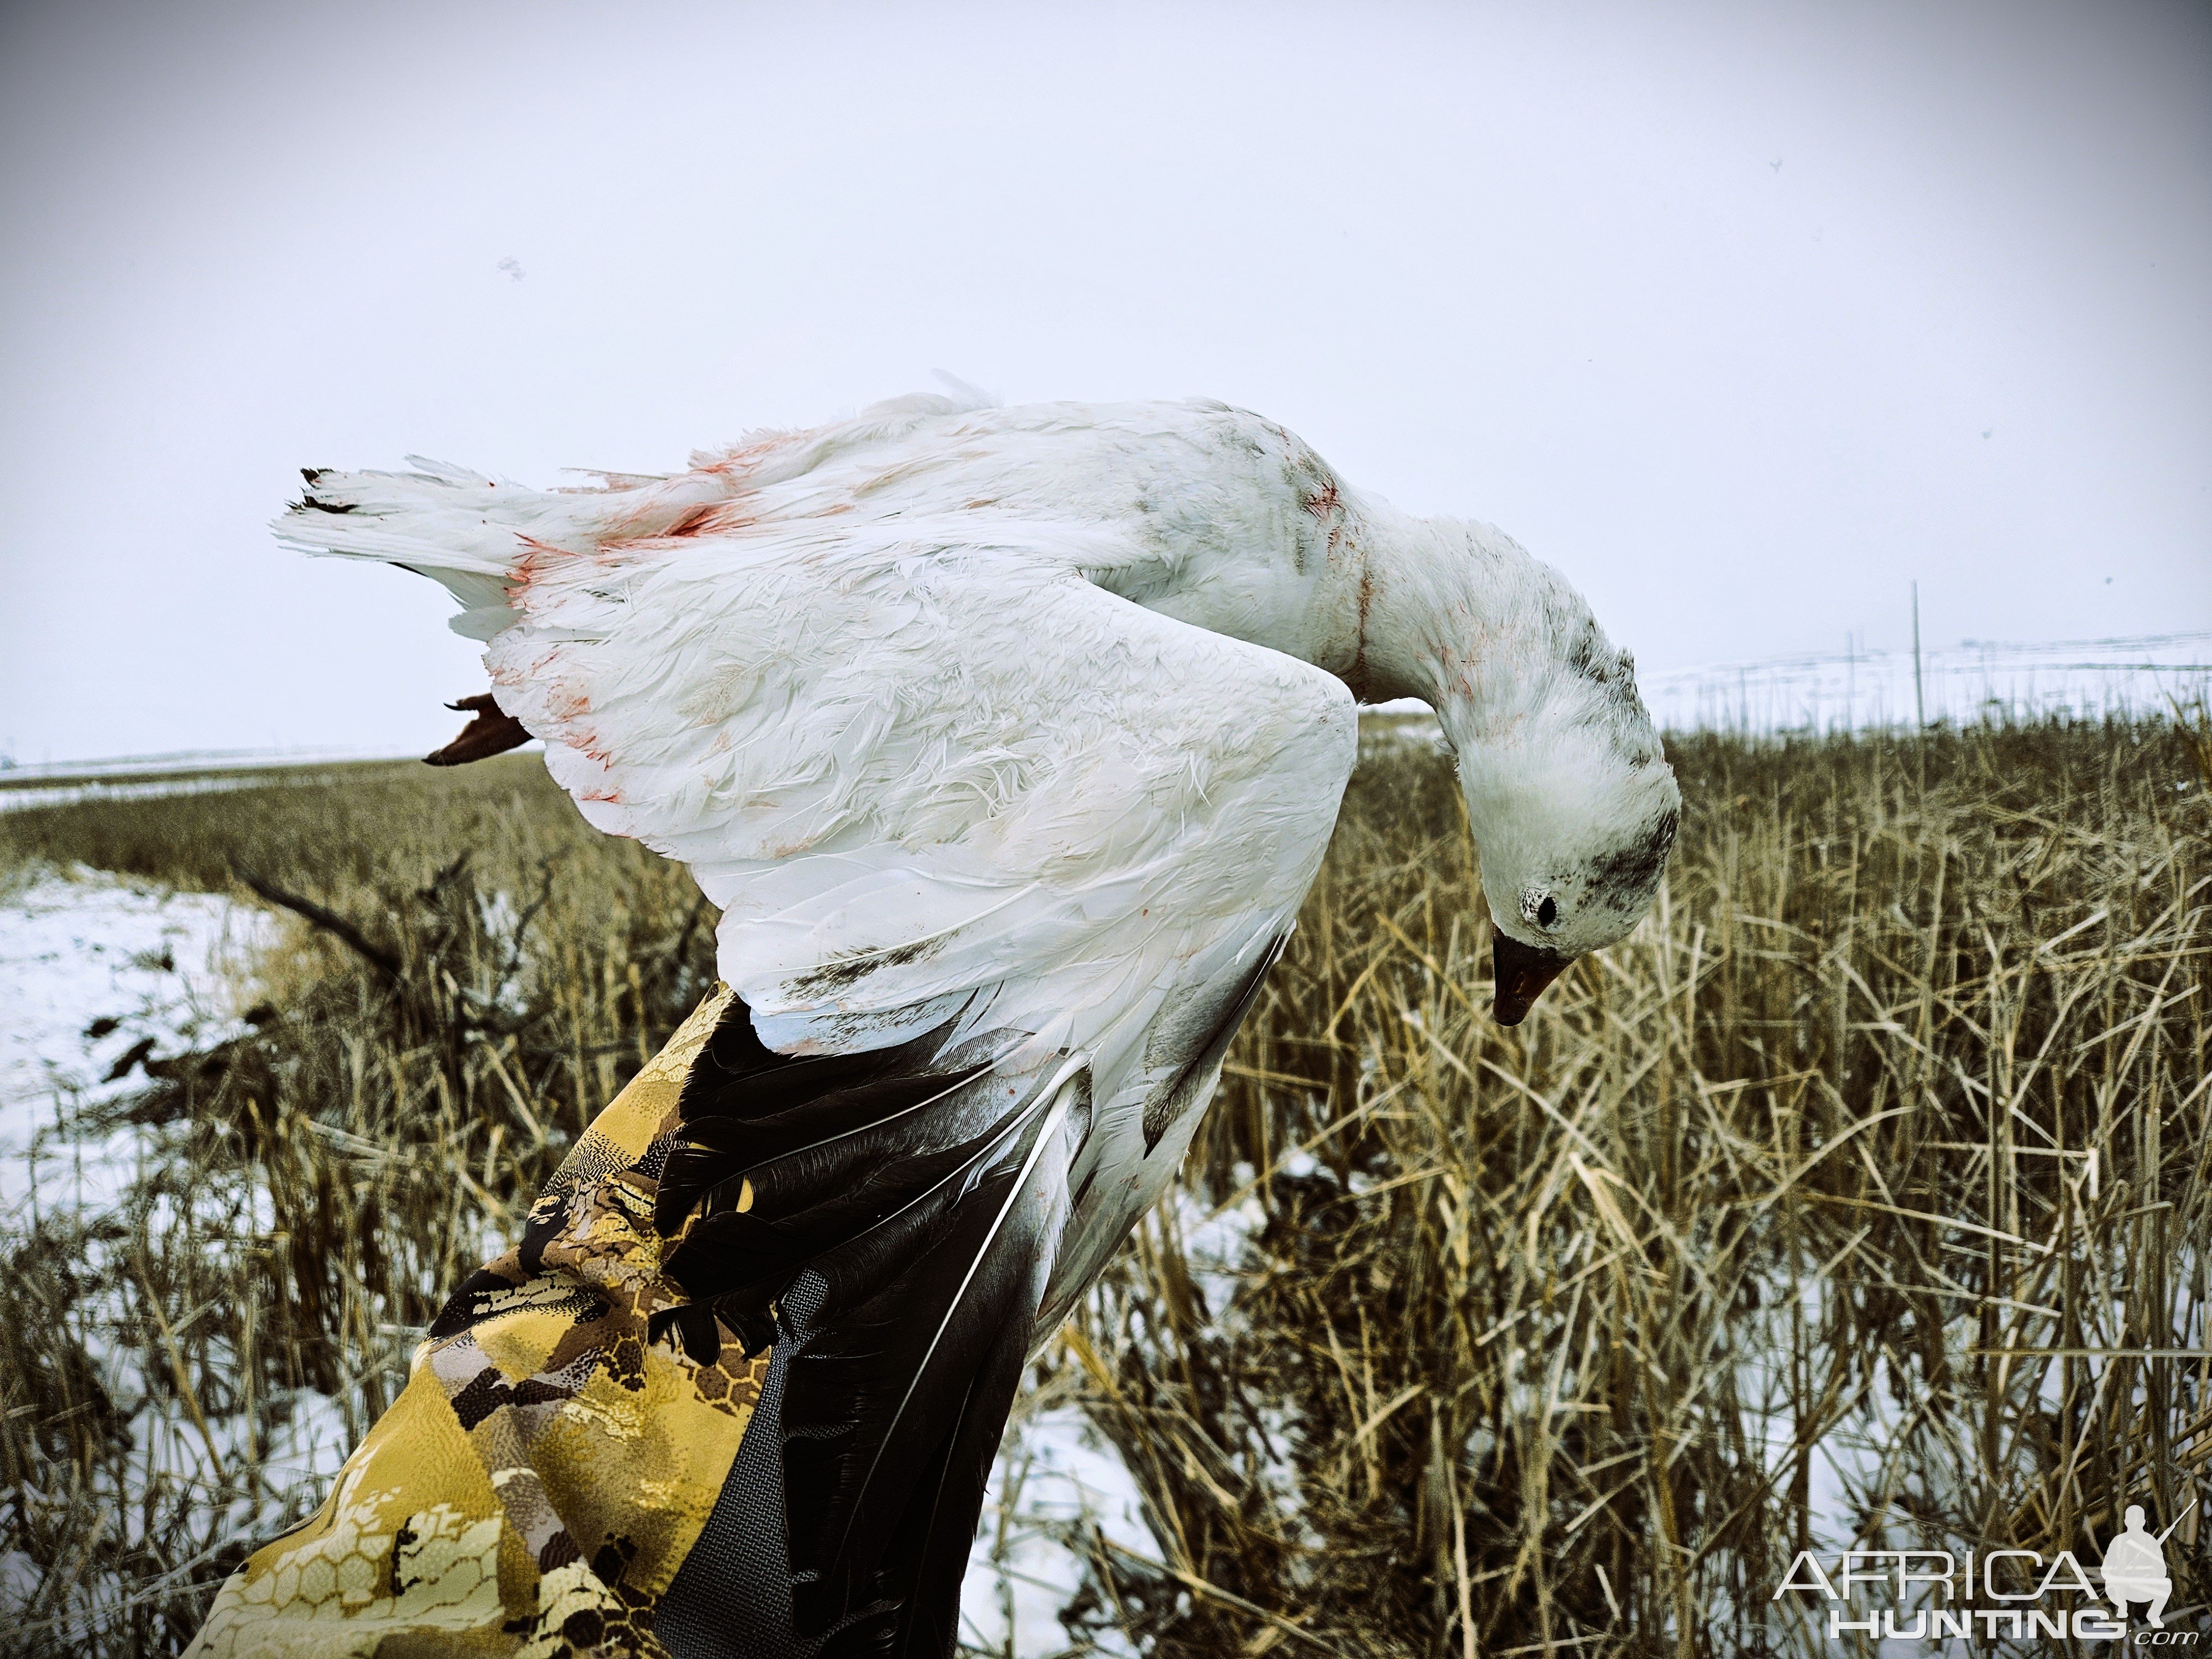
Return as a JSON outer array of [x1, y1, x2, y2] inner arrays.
[[1641, 630, 2212, 734], [4, 633, 2207, 803]]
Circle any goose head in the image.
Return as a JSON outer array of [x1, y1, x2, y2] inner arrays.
[[1357, 515, 1681, 1024], [1453, 714, 1679, 1023]]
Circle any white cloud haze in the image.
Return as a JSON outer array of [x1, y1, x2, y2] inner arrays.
[[2, 0, 2206, 763]]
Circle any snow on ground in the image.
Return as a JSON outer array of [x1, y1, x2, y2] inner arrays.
[[0, 864, 279, 1213], [963, 1397, 1155, 1657], [4, 864, 1176, 1652], [0, 748, 408, 815], [1, 865, 318, 1643], [954, 1188, 1271, 1654]]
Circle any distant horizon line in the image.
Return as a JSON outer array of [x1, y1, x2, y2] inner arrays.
[[4, 630, 2205, 778]]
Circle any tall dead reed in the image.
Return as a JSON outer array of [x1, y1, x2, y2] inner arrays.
[[1063, 715, 2209, 1656], [1, 758, 716, 1655], [1, 716, 2205, 1655]]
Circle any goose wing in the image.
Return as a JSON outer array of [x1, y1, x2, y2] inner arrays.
[[499, 526, 1353, 1068], [280, 437, 1358, 1655]]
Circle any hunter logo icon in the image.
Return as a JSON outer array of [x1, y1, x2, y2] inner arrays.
[[1768, 1490, 2206, 1642], [2101, 1504, 2176, 1629]]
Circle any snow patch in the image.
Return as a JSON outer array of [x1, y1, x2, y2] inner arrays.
[[963, 1400, 1152, 1657], [1, 865, 278, 1213]]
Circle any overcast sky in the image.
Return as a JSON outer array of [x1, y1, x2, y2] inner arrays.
[[3, 0, 2206, 764]]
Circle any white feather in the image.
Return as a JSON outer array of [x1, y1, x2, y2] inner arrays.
[[278, 393, 1677, 1289]]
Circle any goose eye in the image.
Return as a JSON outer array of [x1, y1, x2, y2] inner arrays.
[[1537, 896, 1558, 928]]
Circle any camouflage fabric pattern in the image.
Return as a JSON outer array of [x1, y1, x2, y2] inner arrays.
[[188, 986, 768, 1658]]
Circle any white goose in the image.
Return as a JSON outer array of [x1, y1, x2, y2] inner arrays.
[[276, 391, 1678, 1656]]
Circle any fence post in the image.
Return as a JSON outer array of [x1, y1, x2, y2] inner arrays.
[[1911, 582, 1926, 731]]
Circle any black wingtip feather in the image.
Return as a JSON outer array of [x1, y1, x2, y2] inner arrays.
[[663, 999, 1079, 1656]]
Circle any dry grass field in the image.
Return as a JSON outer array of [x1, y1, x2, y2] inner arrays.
[[2, 711, 2207, 1656]]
